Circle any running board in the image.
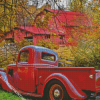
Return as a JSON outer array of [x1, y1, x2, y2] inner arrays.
[[13, 89, 41, 98]]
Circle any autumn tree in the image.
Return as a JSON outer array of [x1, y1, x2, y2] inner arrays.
[[0, 0, 16, 32], [69, 0, 100, 40], [69, 0, 87, 12], [68, 0, 100, 69], [0, 0, 35, 69], [0, 0, 36, 32]]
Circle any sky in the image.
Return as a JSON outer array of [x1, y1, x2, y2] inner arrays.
[[28, 0, 94, 9], [28, 0, 68, 9]]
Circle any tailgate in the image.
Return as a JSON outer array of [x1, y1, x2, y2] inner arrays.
[[95, 70, 100, 93]]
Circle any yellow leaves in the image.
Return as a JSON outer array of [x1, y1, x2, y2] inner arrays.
[[69, 0, 85, 12], [54, 46, 74, 60], [0, 29, 4, 37], [53, 33, 57, 36], [93, 6, 99, 11], [68, 38, 73, 42], [0, 41, 5, 47], [88, 1, 91, 5], [87, 32, 99, 40], [79, 25, 85, 28], [0, 0, 17, 32], [36, 12, 52, 28], [50, 32, 53, 35], [29, 6, 35, 13], [0, 0, 30, 33], [15, 39, 34, 50], [71, 39, 100, 68], [54, 46, 74, 67], [36, 40, 59, 50]]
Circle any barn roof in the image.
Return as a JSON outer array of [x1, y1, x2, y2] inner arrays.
[[44, 8, 90, 26], [15, 26, 65, 35], [5, 9, 90, 36]]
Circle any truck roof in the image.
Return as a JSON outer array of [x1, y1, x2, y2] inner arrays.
[[20, 45, 58, 56]]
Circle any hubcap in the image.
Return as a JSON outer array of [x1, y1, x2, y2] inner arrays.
[[54, 89, 60, 97]]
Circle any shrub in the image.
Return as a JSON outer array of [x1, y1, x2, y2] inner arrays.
[[0, 54, 16, 70], [54, 46, 74, 67], [72, 40, 100, 69]]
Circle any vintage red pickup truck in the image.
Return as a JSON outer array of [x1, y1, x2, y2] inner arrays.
[[0, 45, 100, 100]]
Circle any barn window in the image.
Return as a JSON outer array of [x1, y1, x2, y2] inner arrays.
[[5, 38, 14, 43], [59, 35, 65, 39], [45, 35, 50, 39], [24, 37, 33, 42]]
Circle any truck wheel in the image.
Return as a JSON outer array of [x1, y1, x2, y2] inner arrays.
[[47, 83, 69, 100]]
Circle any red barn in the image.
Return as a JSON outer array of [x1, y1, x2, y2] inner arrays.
[[5, 9, 90, 46]]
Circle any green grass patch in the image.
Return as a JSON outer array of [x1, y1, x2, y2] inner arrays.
[[0, 89, 33, 100]]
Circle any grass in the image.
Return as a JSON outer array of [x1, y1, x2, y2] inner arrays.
[[0, 87, 42, 100], [0, 90, 23, 100], [0, 89, 33, 100]]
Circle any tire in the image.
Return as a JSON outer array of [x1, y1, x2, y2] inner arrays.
[[45, 80, 69, 100], [0, 84, 2, 89]]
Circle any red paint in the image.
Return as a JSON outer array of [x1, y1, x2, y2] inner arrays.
[[0, 45, 100, 99]]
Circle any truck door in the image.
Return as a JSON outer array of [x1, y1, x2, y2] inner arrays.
[[14, 49, 36, 92]]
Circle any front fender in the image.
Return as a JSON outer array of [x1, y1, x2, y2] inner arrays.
[[0, 71, 12, 92], [0, 68, 5, 72], [42, 73, 87, 100]]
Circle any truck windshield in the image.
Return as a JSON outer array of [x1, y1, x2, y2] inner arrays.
[[19, 50, 29, 62]]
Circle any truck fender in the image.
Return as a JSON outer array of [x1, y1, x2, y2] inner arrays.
[[0, 68, 5, 72], [0, 71, 12, 92], [95, 70, 100, 93], [41, 73, 87, 100]]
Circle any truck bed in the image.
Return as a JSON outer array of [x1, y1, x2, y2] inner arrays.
[[36, 67, 96, 92]]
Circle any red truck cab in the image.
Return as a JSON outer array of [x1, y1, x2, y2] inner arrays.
[[0, 45, 100, 100]]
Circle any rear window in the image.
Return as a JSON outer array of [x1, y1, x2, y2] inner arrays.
[[41, 52, 55, 61]]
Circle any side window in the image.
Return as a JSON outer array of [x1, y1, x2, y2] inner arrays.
[[41, 52, 55, 61], [19, 50, 29, 62]]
